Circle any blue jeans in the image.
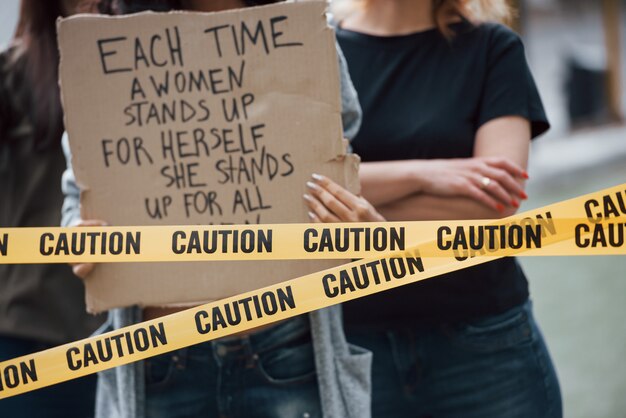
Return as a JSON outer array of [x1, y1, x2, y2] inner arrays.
[[346, 301, 562, 418], [145, 315, 321, 418], [0, 335, 97, 418]]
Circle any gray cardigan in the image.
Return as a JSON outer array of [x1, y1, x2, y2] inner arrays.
[[61, 44, 371, 418]]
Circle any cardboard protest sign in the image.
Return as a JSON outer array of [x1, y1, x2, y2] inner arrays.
[[58, 1, 359, 312]]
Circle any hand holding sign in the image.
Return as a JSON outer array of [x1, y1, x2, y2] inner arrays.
[[304, 174, 384, 223], [69, 219, 108, 279]]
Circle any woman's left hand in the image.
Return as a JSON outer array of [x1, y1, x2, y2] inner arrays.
[[303, 174, 385, 223]]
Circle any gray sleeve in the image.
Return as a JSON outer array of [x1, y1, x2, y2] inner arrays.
[[61, 132, 82, 227], [337, 41, 362, 141]]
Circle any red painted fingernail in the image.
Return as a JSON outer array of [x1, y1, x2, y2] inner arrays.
[[496, 203, 505, 212], [511, 199, 519, 208], [520, 191, 528, 199], [521, 171, 529, 179]]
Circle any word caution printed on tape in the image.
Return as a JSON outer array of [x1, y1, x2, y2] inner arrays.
[[0, 183, 625, 398]]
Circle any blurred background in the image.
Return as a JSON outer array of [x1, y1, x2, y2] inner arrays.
[[1, 0, 625, 416], [515, 2, 626, 416]]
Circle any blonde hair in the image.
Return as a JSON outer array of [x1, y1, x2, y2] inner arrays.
[[465, 0, 513, 23], [332, 0, 514, 37]]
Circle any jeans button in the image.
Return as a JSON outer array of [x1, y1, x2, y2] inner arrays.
[[216, 345, 228, 357], [172, 354, 185, 370]]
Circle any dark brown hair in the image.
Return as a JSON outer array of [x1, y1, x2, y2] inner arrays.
[[10, 0, 66, 149], [83, 0, 280, 14]]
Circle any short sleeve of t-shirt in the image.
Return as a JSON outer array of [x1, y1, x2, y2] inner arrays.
[[477, 24, 549, 139], [337, 21, 549, 163]]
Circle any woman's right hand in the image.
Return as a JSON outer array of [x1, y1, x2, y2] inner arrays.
[[303, 174, 385, 223], [69, 219, 107, 279], [414, 157, 528, 213]]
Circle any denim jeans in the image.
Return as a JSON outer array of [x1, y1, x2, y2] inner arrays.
[[0, 335, 98, 418], [346, 301, 562, 418], [144, 315, 321, 418]]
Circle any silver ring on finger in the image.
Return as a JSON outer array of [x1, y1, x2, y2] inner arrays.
[[480, 176, 492, 189]]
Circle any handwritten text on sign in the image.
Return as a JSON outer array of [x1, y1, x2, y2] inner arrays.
[[95, 18, 306, 223]]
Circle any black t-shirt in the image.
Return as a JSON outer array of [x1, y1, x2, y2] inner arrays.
[[337, 21, 549, 326]]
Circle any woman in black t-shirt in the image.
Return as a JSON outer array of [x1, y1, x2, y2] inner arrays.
[[303, 0, 562, 416]]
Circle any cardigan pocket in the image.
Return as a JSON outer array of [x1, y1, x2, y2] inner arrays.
[[334, 343, 372, 418]]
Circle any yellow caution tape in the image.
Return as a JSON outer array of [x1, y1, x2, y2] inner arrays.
[[2, 187, 626, 264], [0, 182, 625, 398]]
